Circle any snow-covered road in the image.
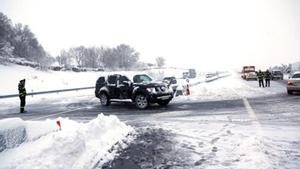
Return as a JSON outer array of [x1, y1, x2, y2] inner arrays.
[[1, 73, 300, 169]]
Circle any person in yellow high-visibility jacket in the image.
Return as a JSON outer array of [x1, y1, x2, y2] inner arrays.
[[18, 79, 27, 113]]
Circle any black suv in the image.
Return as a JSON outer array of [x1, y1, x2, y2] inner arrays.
[[95, 74, 174, 109]]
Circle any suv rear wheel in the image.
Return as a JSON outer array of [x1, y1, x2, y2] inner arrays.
[[100, 93, 110, 106], [135, 94, 148, 109]]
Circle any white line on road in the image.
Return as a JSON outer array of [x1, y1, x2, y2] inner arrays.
[[29, 107, 83, 121], [242, 97, 263, 134], [242, 98, 258, 121]]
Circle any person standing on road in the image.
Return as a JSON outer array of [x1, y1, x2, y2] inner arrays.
[[265, 69, 271, 87], [18, 79, 27, 113], [257, 70, 264, 88]]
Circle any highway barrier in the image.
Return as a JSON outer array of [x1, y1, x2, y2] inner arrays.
[[0, 87, 95, 99]]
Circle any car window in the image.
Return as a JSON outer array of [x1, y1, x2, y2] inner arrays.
[[119, 76, 130, 83], [133, 75, 152, 83], [96, 77, 105, 84], [292, 73, 300, 78], [107, 75, 117, 84]]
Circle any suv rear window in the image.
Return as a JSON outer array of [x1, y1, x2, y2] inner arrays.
[[96, 77, 105, 84], [108, 75, 117, 84]]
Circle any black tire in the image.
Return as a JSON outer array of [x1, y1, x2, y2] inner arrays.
[[135, 94, 148, 109], [100, 92, 110, 106], [158, 100, 170, 106], [287, 90, 293, 95]]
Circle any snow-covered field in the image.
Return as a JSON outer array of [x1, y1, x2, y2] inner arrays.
[[0, 114, 135, 169]]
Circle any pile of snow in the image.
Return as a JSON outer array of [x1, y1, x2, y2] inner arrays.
[[0, 118, 26, 152], [0, 114, 135, 169]]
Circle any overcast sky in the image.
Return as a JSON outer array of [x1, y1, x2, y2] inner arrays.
[[1, 0, 299, 70]]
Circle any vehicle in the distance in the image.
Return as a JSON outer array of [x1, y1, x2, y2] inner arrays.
[[182, 72, 189, 79], [205, 73, 216, 78], [241, 66, 257, 80], [163, 76, 177, 85], [245, 71, 258, 80], [162, 76, 178, 92], [271, 70, 283, 80], [287, 71, 300, 95], [95, 74, 174, 109], [182, 69, 197, 79], [188, 69, 197, 78]]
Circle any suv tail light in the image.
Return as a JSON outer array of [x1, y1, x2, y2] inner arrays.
[[288, 80, 294, 86]]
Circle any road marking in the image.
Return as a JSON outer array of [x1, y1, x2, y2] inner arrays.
[[29, 107, 83, 121], [242, 97, 263, 135], [242, 98, 258, 120]]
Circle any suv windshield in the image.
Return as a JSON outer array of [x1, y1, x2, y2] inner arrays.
[[273, 71, 282, 75], [133, 74, 152, 83], [292, 73, 300, 78]]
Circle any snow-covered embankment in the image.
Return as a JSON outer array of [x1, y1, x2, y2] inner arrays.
[[0, 114, 135, 169]]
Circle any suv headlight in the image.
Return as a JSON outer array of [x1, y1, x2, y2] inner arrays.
[[146, 88, 156, 93]]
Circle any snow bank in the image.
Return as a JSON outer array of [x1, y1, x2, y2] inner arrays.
[[0, 114, 135, 169], [0, 118, 26, 152], [0, 118, 58, 152]]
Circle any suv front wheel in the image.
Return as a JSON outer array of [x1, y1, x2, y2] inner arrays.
[[135, 94, 149, 109], [100, 93, 110, 106]]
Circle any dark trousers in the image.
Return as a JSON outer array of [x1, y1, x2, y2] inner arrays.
[[19, 96, 26, 113], [265, 79, 270, 87], [258, 79, 264, 87]]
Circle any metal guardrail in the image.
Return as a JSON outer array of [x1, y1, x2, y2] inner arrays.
[[0, 74, 231, 99], [0, 87, 95, 99]]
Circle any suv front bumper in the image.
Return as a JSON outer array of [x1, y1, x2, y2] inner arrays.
[[148, 92, 173, 103]]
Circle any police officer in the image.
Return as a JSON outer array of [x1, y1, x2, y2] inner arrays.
[[257, 70, 264, 88], [18, 79, 27, 113], [265, 69, 271, 87]]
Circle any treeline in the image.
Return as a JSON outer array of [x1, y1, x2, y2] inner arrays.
[[57, 44, 140, 70], [0, 12, 160, 70], [0, 12, 53, 65]]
